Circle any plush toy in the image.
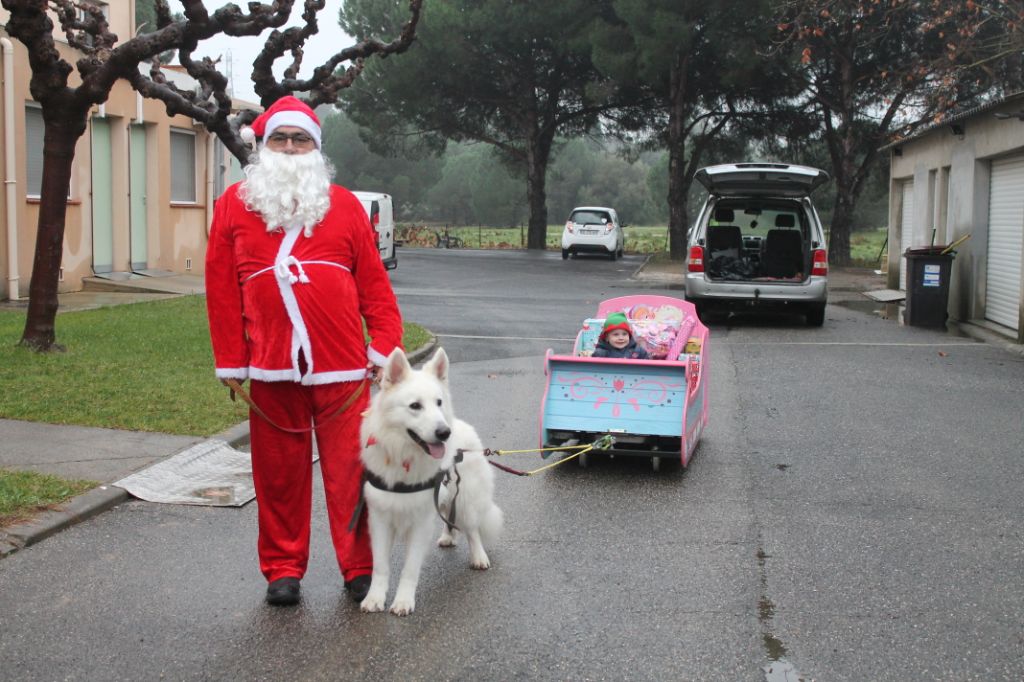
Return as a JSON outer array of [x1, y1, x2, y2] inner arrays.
[[632, 319, 680, 359]]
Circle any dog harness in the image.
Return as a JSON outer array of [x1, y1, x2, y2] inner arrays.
[[347, 450, 464, 533]]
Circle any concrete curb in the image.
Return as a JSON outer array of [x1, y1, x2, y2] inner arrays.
[[0, 422, 252, 561], [407, 335, 439, 366], [0, 337, 440, 561]]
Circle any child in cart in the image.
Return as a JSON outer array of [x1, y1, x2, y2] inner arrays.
[[592, 312, 650, 359]]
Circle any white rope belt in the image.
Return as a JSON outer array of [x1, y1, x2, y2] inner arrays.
[[245, 259, 351, 284]]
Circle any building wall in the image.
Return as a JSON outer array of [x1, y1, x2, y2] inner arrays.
[[0, 3, 219, 301], [887, 98, 1024, 339]]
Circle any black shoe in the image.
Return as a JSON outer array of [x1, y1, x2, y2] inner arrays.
[[266, 577, 301, 606], [345, 575, 371, 602]]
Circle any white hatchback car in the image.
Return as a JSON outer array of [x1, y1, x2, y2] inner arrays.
[[561, 206, 625, 260]]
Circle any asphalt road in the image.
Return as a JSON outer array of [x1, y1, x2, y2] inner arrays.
[[1, 248, 1022, 681]]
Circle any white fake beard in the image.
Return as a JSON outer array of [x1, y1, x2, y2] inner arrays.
[[240, 146, 333, 236]]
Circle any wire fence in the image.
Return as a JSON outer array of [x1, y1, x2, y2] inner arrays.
[[395, 224, 672, 253]]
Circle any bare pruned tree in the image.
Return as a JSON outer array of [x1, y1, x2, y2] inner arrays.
[[1, 0, 422, 352]]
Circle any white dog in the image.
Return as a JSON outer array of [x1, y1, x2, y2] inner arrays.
[[359, 347, 503, 616]]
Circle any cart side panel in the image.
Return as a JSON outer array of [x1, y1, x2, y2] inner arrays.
[[542, 357, 687, 440], [680, 323, 710, 464]]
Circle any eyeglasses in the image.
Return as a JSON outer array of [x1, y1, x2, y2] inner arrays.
[[266, 132, 315, 147]]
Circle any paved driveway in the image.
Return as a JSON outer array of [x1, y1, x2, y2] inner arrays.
[[1, 248, 1021, 681]]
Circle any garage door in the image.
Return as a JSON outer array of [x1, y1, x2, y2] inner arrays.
[[986, 156, 1024, 331], [899, 181, 914, 290]]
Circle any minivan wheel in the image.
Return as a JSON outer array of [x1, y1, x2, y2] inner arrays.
[[562, 248, 569, 260], [609, 248, 618, 261], [806, 303, 826, 327]]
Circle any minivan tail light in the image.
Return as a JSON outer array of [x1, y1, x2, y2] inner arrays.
[[688, 246, 705, 273], [604, 223, 614, 234], [565, 220, 574, 234], [811, 249, 828, 276]]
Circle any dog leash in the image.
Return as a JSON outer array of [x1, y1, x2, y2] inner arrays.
[[224, 377, 368, 434]]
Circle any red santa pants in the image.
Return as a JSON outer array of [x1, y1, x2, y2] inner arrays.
[[248, 379, 371, 583]]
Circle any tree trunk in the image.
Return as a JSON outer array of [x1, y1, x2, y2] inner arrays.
[[665, 53, 690, 260], [524, 119, 555, 251], [20, 112, 89, 352], [828, 185, 856, 267]]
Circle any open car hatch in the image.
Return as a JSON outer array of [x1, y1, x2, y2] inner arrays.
[[694, 163, 829, 198]]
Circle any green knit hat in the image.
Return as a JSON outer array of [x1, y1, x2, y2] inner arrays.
[[600, 312, 632, 341]]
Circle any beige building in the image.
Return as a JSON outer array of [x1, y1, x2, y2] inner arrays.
[[885, 92, 1024, 343], [1, 1, 244, 301]]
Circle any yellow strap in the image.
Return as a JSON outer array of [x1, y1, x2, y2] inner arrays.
[[519, 447, 590, 475], [491, 444, 591, 456]]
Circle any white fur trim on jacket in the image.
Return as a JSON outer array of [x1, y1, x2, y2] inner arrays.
[[273, 228, 316, 381], [215, 367, 249, 380], [263, 110, 322, 149], [366, 346, 389, 367], [247, 367, 366, 384]]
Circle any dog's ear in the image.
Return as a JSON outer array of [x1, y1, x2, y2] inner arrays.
[[382, 348, 411, 388], [425, 347, 449, 384]]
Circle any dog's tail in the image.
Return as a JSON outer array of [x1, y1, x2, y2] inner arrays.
[[480, 503, 504, 544]]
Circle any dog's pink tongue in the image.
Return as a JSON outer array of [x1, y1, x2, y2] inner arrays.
[[427, 442, 446, 459]]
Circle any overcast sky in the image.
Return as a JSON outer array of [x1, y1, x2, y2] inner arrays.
[[175, 0, 353, 103]]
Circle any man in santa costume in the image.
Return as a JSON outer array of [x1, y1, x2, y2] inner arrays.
[[205, 96, 403, 607]]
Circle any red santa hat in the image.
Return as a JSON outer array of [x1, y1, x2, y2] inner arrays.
[[239, 96, 322, 149]]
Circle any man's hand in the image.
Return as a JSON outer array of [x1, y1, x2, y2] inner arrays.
[[366, 363, 382, 385]]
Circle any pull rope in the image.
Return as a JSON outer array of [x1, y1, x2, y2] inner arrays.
[[480, 435, 616, 476]]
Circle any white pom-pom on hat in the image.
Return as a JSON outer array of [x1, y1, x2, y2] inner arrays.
[[240, 126, 256, 146]]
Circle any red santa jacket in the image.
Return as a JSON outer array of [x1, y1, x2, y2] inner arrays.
[[205, 183, 403, 384]]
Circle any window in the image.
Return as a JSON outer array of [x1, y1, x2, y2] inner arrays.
[[25, 105, 44, 198], [170, 129, 196, 203]]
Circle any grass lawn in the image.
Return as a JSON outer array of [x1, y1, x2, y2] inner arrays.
[[849, 226, 888, 268], [397, 222, 889, 267], [0, 468, 96, 526], [0, 296, 430, 437]]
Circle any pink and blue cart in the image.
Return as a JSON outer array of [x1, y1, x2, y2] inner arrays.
[[540, 295, 710, 470]]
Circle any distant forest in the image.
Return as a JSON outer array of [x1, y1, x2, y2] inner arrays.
[[321, 109, 888, 231]]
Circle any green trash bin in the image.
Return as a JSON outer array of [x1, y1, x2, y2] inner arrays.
[[903, 247, 955, 328]]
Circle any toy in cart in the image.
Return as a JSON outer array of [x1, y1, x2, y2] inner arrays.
[[540, 295, 709, 471]]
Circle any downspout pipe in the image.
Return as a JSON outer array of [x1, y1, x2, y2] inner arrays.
[[206, 130, 215, 236], [1, 37, 18, 301]]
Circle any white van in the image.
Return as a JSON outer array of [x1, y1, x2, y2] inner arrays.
[[353, 191, 397, 270]]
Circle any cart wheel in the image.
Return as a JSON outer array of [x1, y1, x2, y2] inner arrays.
[[651, 456, 661, 472], [578, 451, 589, 469]]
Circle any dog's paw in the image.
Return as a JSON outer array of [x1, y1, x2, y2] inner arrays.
[[389, 598, 415, 616], [360, 593, 386, 613], [437, 531, 456, 548], [470, 554, 491, 570]]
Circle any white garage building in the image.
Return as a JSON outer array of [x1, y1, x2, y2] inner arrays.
[[885, 92, 1024, 343]]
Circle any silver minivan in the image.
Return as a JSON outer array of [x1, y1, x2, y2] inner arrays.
[[684, 163, 830, 326]]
